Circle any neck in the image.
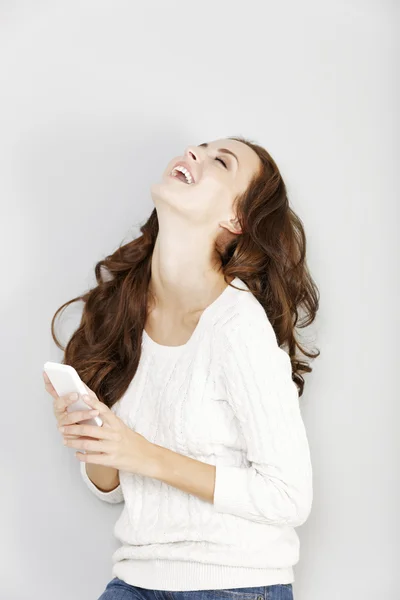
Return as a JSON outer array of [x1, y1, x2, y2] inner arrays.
[[148, 224, 231, 316]]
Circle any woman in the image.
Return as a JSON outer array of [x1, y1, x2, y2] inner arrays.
[[44, 135, 320, 600]]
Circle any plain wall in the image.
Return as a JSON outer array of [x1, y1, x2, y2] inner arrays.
[[1, 1, 398, 598]]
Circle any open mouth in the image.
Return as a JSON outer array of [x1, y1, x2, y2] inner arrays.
[[172, 171, 190, 184], [170, 164, 195, 184]]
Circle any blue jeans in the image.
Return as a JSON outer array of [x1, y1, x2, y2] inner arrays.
[[97, 577, 294, 600]]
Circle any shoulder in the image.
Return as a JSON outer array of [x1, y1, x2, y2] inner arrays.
[[216, 285, 279, 349], [214, 295, 295, 404], [215, 289, 295, 388]]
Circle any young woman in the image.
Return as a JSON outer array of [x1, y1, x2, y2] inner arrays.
[[44, 136, 320, 600]]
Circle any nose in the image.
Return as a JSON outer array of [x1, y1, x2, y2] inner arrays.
[[184, 146, 199, 163]]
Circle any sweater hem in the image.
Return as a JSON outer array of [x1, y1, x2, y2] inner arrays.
[[112, 559, 294, 591]]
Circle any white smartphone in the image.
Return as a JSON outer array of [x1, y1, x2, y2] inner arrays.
[[43, 361, 103, 427]]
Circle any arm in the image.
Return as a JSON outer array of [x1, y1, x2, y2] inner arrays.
[[80, 460, 124, 503], [146, 308, 312, 527], [79, 402, 124, 504], [148, 444, 216, 504], [211, 306, 313, 527]]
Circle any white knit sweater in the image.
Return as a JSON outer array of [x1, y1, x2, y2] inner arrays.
[[80, 276, 313, 591]]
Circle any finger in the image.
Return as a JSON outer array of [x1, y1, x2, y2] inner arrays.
[[76, 451, 112, 465], [54, 392, 80, 415], [81, 382, 101, 405], [43, 371, 52, 385], [81, 394, 113, 425], [56, 425, 81, 439], [60, 424, 117, 441], [63, 437, 108, 453], [43, 374, 58, 401], [59, 409, 100, 426], [61, 433, 81, 440]]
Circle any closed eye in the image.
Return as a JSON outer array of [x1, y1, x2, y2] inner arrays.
[[215, 157, 227, 168]]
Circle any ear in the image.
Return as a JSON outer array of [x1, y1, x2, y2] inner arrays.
[[219, 217, 242, 235]]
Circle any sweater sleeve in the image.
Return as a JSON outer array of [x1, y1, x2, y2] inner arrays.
[[213, 305, 313, 527], [79, 461, 124, 504], [79, 401, 124, 504]]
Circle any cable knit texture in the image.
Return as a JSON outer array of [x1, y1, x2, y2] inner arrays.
[[79, 276, 313, 591]]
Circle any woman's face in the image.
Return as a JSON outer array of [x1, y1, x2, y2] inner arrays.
[[151, 138, 261, 233]]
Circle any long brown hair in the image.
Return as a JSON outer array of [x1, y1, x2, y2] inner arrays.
[[51, 135, 320, 406]]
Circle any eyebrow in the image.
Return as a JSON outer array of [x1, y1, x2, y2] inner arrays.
[[198, 142, 239, 166]]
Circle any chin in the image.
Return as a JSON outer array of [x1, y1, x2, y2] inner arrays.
[[150, 180, 186, 209], [150, 180, 170, 200]]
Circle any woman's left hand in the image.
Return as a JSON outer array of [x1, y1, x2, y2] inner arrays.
[[59, 390, 158, 477]]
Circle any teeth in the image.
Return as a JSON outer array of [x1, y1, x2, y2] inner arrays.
[[170, 165, 194, 184]]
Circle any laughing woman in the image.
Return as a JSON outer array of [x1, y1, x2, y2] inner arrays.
[[46, 136, 319, 600]]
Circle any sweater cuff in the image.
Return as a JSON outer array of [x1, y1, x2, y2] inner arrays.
[[213, 464, 253, 518], [80, 460, 124, 504]]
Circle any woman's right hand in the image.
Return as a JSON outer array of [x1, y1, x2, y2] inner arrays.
[[43, 370, 100, 445]]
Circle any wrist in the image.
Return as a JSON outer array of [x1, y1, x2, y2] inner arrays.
[[141, 440, 164, 479]]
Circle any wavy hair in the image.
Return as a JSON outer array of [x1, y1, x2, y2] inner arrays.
[[51, 135, 320, 405]]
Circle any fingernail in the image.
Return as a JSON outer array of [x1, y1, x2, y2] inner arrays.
[[83, 394, 92, 404]]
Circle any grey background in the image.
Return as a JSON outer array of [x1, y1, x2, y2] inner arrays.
[[0, 1, 398, 599]]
